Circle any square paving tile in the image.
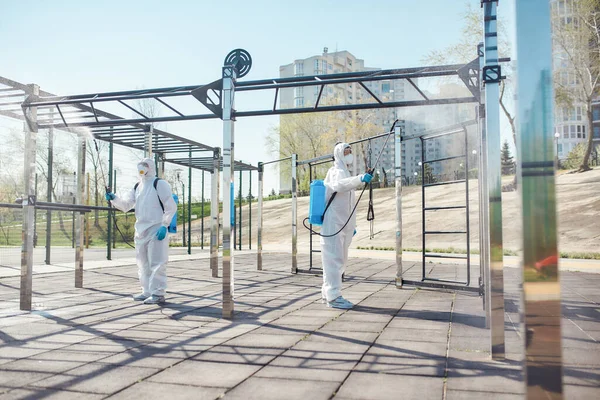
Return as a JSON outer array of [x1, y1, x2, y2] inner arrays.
[[149, 360, 261, 388], [30, 363, 159, 394], [446, 368, 524, 394], [336, 372, 443, 399], [108, 381, 226, 400], [223, 376, 339, 400]]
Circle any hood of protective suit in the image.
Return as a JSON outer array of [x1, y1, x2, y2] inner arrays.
[[138, 157, 156, 182], [333, 142, 351, 172]]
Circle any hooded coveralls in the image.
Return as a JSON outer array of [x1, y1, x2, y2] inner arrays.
[[110, 158, 177, 297], [320, 143, 364, 302]]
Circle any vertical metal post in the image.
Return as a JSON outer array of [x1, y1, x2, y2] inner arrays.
[[147, 125, 153, 158], [248, 170, 252, 250], [86, 173, 90, 248], [45, 110, 53, 264], [112, 169, 117, 250], [394, 126, 403, 287], [201, 170, 205, 249], [34, 174, 38, 248], [221, 65, 237, 319], [421, 137, 426, 279], [238, 169, 242, 250], [464, 127, 471, 285], [483, 0, 505, 360], [188, 151, 192, 255], [291, 154, 298, 273], [257, 163, 263, 270], [20, 84, 39, 311], [210, 148, 220, 277], [308, 164, 313, 271], [478, 42, 492, 329], [75, 134, 86, 288], [107, 139, 113, 260], [515, 1, 563, 397]]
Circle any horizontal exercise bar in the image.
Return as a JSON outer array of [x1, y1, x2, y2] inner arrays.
[[423, 179, 466, 188], [424, 253, 469, 259], [423, 154, 466, 164], [423, 206, 466, 211]]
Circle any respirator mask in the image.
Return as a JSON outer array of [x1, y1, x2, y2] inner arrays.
[[137, 162, 149, 176]]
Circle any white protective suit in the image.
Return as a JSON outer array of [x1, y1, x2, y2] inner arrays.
[[320, 143, 365, 302], [110, 158, 177, 297]]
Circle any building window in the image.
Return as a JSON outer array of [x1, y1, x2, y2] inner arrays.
[[295, 98, 304, 107], [294, 62, 304, 76], [576, 106, 582, 121], [594, 126, 600, 139], [570, 125, 577, 138], [558, 143, 563, 155], [593, 107, 600, 121], [295, 87, 304, 98], [314, 59, 319, 71], [382, 82, 390, 93], [563, 125, 569, 139], [577, 125, 582, 138]]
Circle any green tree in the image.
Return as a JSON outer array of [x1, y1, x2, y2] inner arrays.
[[552, 0, 600, 172], [562, 142, 588, 169], [501, 140, 514, 175]]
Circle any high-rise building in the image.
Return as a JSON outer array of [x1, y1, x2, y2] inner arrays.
[[278, 48, 422, 192], [550, 0, 600, 160]]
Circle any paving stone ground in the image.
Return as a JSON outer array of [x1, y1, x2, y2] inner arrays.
[[0, 252, 598, 399]]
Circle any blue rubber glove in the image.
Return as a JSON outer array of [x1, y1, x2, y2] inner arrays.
[[361, 173, 373, 183], [156, 226, 167, 241], [105, 192, 115, 201]]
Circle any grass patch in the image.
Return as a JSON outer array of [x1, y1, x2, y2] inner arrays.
[[559, 251, 600, 260]]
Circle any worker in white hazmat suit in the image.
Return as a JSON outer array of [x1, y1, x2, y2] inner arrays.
[[321, 143, 372, 309], [105, 158, 177, 305]]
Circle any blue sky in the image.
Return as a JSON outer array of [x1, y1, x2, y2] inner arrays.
[[0, 0, 515, 196]]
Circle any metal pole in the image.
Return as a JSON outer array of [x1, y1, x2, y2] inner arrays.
[[221, 65, 236, 319], [20, 83, 39, 311], [86, 172, 90, 248], [75, 134, 86, 288], [257, 162, 263, 270], [515, 1, 563, 397], [112, 169, 117, 250], [201, 170, 205, 249], [308, 164, 313, 271], [248, 170, 252, 250], [238, 169, 242, 250], [210, 148, 220, 277], [45, 109, 53, 264], [34, 173, 38, 248], [483, 0, 505, 360], [147, 125, 153, 158], [394, 126, 403, 287], [188, 152, 192, 255], [107, 140, 113, 260], [182, 180, 186, 247], [291, 154, 298, 273], [477, 42, 491, 329]]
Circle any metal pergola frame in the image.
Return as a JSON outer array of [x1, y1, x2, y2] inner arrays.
[[13, 1, 563, 394], [0, 75, 257, 300]]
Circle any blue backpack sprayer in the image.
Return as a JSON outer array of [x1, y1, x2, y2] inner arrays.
[[304, 120, 399, 237]]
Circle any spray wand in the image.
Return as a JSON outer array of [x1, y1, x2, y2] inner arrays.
[[303, 119, 399, 237]]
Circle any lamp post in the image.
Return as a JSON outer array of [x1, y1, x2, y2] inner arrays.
[[554, 132, 560, 169]]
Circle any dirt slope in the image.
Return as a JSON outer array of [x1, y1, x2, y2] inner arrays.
[[186, 168, 600, 254]]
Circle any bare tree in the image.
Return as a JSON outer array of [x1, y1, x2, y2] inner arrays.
[[86, 139, 109, 226], [552, 0, 600, 171]]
